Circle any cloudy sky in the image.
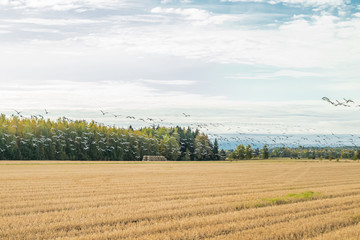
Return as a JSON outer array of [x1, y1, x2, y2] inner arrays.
[[0, 0, 360, 134]]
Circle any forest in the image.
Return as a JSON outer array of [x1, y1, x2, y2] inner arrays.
[[0, 114, 225, 161]]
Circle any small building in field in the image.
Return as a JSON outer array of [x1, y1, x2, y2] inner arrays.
[[142, 155, 167, 161]]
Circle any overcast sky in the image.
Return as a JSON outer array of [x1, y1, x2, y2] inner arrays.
[[0, 0, 359, 134]]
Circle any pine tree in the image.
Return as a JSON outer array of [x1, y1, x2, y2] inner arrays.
[[213, 139, 219, 160], [261, 145, 269, 159], [245, 145, 253, 159]]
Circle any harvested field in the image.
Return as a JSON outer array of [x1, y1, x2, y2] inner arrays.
[[1, 160, 360, 239]]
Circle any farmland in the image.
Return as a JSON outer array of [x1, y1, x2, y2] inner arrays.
[[1, 160, 360, 239]]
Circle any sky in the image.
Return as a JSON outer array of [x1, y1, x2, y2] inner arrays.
[[0, 0, 360, 136]]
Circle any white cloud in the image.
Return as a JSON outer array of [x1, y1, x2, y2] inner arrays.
[[65, 12, 359, 69], [150, 7, 238, 25], [161, 0, 172, 3], [138, 79, 197, 85], [20, 28, 60, 33], [1, 8, 359, 70], [228, 70, 324, 79], [5, 18, 101, 26], [273, 70, 323, 78], [2, 3, 358, 69], [325, 81, 360, 91], [220, 0, 346, 8], [221, 0, 263, 2], [0, 0, 136, 11], [0, 80, 226, 110], [160, 0, 192, 3]]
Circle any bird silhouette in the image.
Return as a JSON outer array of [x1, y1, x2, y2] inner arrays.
[[14, 109, 22, 115], [343, 98, 354, 104], [100, 110, 109, 115]]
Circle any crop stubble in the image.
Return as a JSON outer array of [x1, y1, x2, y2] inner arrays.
[[1, 160, 360, 239]]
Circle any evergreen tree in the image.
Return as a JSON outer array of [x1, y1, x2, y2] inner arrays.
[[261, 145, 269, 159], [253, 148, 260, 159], [184, 149, 191, 161], [219, 149, 227, 160], [213, 139, 219, 160], [245, 145, 253, 159]]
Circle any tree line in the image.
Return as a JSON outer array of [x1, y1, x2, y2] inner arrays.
[[0, 114, 226, 161], [270, 146, 360, 160], [228, 144, 269, 160], [229, 144, 360, 160]]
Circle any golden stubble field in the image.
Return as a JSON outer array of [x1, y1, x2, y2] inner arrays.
[[1, 160, 360, 240]]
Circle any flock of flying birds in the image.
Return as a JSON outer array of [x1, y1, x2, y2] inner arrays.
[[322, 97, 360, 108], [99, 110, 190, 122], [5, 96, 360, 150], [0, 109, 211, 158]]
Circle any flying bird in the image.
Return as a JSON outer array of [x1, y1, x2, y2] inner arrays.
[[335, 100, 344, 106], [14, 109, 22, 115], [322, 97, 334, 105], [100, 110, 109, 115], [343, 98, 354, 104], [182, 113, 190, 117]]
